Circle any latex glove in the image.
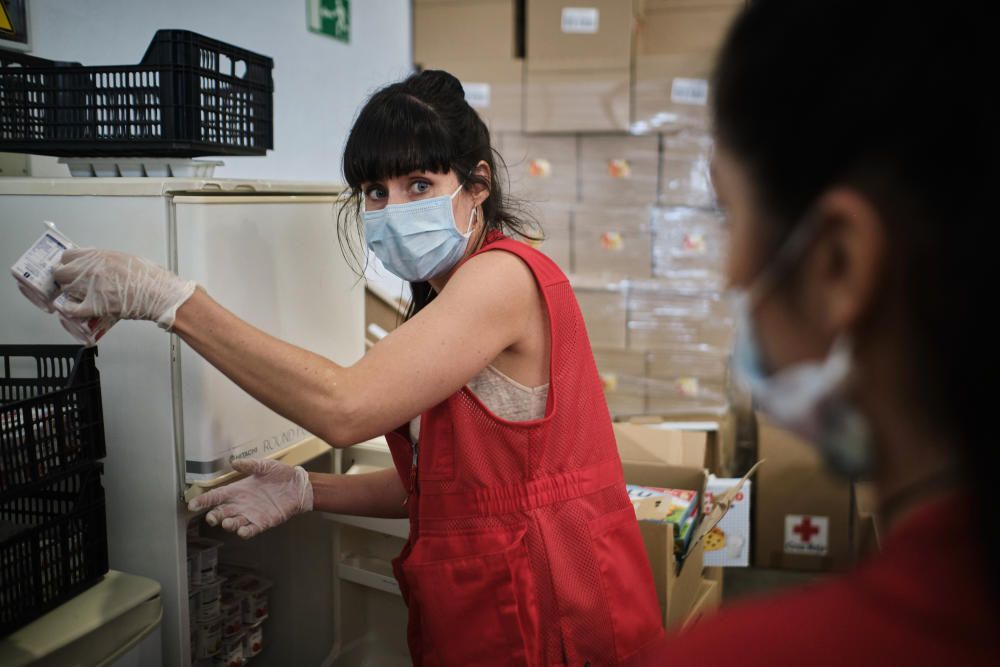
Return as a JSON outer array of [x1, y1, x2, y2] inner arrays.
[[187, 458, 314, 539], [53, 248, 197, 330]]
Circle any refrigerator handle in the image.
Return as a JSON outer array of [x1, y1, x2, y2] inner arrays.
[[166, 196, 189, 501], [171, 332, 188, 501]]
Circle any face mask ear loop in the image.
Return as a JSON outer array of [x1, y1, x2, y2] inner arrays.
[[745, 210, 828, 312], [464, 206, 478, 239]]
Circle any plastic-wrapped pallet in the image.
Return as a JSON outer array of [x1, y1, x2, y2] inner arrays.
[[659, 130, 715, 208], [498, 133, 579, 204], [651, 206, 728, 291], [579, 134, 660, 206], [593, 347, 648, 417], [626, 283, 733, 353], [574, 280, 629, 348], [572, 207, 653, 280], [645, 355, 730, 417], [632, 3, 743, 133], [528, 202, 573, 273]]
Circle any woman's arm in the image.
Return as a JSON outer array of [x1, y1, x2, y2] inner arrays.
[[309, 467, 408, 518], [55, 246, 539, 446]]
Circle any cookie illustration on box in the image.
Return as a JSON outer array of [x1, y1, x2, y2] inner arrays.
[[704, 526, 726, 552], [528, 158, 552, 178], [607, 158, 632, 179]]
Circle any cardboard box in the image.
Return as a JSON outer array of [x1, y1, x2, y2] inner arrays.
[[703, 565, 723, 583], [619, 418, 722, 474], [640, 0, 744, 10], [526, 1, 636, 71], [853, 482, 881, 561], [526, 203, 573, 271], [702, 475, 750, 566], [579, 134, 660, 205], [414, 1, 523, 131], [632, 4, 743, 129], [647, 347, 728, 384], [659, 131, 715, 208], [616, 423, 709, 628], [524, 68, 631, 133], [627, 414, 743, 478], [573, 207, 653, 280], [594, 347, 648, 418], [753, 415, 854, 572], [634, 53, 713, 130], [419, 59, 524, 133], [626, 286, 733, 352], [414, 0, 518, 65], [651, 205, 727, 289], [644, 380, 728, 419], [637, 4, 739, 54], [524, 1, 636, 132], [500, 133, 579, 203], [573, 280, 628, 348], [679, 577, 722, 630], [365, 287, 404, 340], [645, 348, 729, 418]]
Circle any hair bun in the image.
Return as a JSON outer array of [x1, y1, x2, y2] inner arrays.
[[410, 69, 466, 100]]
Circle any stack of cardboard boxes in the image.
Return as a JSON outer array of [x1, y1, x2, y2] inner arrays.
[[634, 0, 747, 131], [423, 2, 741, 431], [615, 423, 727, 628], [413, 0, 745, 457], [410, 0, 864, 612], [414, 0, 524, 132], [525, 1, 634, 132]]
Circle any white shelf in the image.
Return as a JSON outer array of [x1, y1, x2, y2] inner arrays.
[[324, 513, 410, 540], [323, 441, 409, 538], [339, 556, 401, 596]]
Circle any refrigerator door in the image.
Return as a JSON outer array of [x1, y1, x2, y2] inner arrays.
[[1, 180, 364, 667], [0, 188, 185, 666], [173, 194, 364, 482]]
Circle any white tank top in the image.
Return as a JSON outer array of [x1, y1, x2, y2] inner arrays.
[[409, 364, 549, 443]]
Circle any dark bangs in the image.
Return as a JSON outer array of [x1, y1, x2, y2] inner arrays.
[[342, 88, 457, 189]]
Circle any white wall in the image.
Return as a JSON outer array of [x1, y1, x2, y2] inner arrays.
[[24, 0, 413, 181]]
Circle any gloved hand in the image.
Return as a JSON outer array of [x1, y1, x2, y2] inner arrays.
[[53, 249, 198, 330], [187, 458, 314, 539]]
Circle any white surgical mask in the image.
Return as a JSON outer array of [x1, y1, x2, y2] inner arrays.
[[363, 183, 477, 282], [730, 217, 874, 479]]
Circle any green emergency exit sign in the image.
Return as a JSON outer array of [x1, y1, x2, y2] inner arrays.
[[307, 0, 350, 44]]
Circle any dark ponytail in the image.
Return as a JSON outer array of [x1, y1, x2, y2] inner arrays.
[[337, 69, 538, 321]]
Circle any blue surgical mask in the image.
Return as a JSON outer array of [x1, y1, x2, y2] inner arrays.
[[363, 183, 477, 282], [730, 218, 874, 479]]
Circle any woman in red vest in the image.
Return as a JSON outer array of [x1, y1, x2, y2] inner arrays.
[[54, 70, 664, 665], [631, 1, 999, 665]]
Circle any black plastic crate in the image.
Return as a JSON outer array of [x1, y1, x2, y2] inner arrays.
[[1, 346, 106, 496], [0, 462, 109, 637], [0, 29, 273, 157]]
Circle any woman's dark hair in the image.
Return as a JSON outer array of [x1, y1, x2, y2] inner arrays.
[[337, 69, 538, 320], [714, 0, 992, 591]]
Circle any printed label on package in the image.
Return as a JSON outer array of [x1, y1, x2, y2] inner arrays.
[[561, 7, 600, 34], [784, 514, 829, 556], [462, 82, 491, 109], [671, 78, 710, 106]]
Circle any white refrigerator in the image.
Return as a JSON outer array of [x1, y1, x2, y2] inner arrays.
[[0, 177, 366, 666]]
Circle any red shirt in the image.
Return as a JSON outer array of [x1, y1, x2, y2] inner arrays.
[[630, 493, 999, 666]]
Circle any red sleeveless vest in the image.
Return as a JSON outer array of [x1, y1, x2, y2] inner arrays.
[[386, 236, 664, 666]]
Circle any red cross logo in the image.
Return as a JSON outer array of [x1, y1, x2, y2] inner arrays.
[[793, 516, 821, 543]]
